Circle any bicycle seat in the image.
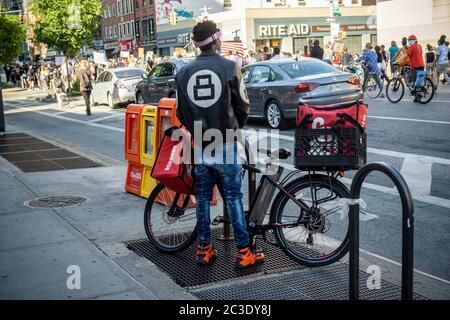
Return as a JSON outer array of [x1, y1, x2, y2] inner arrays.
[[258, 147, 291, 160]]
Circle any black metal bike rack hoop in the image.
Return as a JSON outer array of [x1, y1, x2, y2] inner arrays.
[[349, 162, 414, 300]]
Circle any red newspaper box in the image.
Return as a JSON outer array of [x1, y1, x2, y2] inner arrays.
[[125, 162, 144, 196], [125, 104, 145, 164]]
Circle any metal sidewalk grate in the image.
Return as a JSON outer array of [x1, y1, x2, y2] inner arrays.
[[192, 264, 428, 300], [126, 228, 306, 289], [0, 133, 102, 172], [24, 195, 89, 209]]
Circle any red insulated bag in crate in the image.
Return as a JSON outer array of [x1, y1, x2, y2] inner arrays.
[[294, 102, 368, 170], [296, 102, 368, 131], [151, 126, 197, 195]]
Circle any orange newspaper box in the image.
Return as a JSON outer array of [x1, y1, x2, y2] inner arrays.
[[156, 98, 180, 146], [154, 98, 217, 207], [125, 104, 145, 164], [125, 163, 144, 196]]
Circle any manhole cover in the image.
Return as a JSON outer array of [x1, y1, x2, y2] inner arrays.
[[24, 195, 89, 208]]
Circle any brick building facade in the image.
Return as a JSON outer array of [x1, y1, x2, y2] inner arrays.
[[101, 0, 156, 58]]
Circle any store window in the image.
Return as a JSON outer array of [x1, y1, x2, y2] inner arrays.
[[370, 34, 377, 46], [270, 39, 281, 49], [342, 35, 363, 55]]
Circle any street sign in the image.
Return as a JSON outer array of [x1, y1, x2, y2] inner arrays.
[[326, 17, 336, 23]]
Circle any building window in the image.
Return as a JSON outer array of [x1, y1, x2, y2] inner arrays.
[[122, 0, 126, 15], [143, 0, 146, 7], [130, 0, 133, 12], [142, 18, 148, 39], [104, 27, 108, 39], [298, 0, 306, 5], [117, 1, 121, 16], [114, 25, 117, 38], [135, 0, 139, 9]]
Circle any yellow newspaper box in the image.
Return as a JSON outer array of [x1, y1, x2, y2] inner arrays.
[[140, 105, 158, 166], [140, 166, 158, 198], [140, 105, 158, 198]]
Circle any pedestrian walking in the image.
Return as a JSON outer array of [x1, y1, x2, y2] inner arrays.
[[77, 60, 93, 116], [341, 47, 353, 70], [323, 44, 333, 64], [310, 39, 324, 60], [388, 41, 400, 75], [270, 47, 282, 60], [425, 44, 437, 89], [245, 50, 257, 65], [375, 45, 388, 81], [434, 35, 450, 87]]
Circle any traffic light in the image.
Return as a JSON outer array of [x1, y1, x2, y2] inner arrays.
[[168, 11, 178, 25], [19, 15, 24, 24], [338, 31, 347, 41]]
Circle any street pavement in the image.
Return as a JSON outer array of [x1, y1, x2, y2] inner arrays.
[[0, 86, 449, 299]]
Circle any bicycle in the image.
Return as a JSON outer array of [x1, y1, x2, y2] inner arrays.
[[386, 64, 435, 104], [346, 62, 382, 99], [144, 147, 352, 267]]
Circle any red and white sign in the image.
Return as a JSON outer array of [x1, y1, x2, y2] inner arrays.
[[120, 40, 132, 52]]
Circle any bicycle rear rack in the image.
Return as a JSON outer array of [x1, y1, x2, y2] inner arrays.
[[348, 162, 414, 300]]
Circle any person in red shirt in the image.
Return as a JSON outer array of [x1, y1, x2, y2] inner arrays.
[[405, 35, 425, 83]]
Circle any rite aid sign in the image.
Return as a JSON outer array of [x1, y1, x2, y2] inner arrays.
[[258, 24, 310, 37]]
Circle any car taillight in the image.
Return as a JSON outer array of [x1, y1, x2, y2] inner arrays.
[[347, 76, 360, 85], [295, 82, 320, 93]]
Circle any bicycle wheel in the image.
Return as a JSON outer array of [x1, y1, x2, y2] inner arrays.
[[270, 174, 350, 267], [415, 77, 435, 104], [364, 74, 382, 99], [144, 183, 197, 253], [386, 77, 405, 103]]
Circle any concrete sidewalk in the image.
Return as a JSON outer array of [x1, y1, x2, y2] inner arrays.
[[0, 148, 194, 299]]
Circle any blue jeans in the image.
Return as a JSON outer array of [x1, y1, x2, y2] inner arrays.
[[194, 144, 250, 249]]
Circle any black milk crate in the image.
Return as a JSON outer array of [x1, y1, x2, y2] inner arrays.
[[294, 128, 367, 171]]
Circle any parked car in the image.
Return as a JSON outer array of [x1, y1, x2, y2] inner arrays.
[[241, 58, 363, 129], [90, 67, 146, 109], [135, 59, 190, 104]]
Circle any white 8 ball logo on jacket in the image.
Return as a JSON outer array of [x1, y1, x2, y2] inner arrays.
[[187, 70, 222, 108]]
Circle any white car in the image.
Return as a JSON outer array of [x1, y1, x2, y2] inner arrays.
[[90, 67, 146, 109]]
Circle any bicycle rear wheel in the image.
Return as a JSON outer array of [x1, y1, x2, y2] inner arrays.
[[144, 183, 197, 253], [364, 74, 382, 99], [415, 77, 435, 104], [386, 77, 405, 103], [270, 174, 350, 267]]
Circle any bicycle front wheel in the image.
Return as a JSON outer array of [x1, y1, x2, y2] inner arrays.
[[364, 74, 382, 99], [386, 78, 405, 103], [415, 77, 435, 104], [144, 183, 197, 253], [270, 174, 350, 267]]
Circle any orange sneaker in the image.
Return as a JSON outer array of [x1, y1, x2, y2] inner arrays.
[[195, 244, 217, 266], [235, 246, 265, 269]]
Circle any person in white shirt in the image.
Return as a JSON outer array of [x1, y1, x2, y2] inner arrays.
[[245, 50, 257, 65], [323, 44, 333, 64]]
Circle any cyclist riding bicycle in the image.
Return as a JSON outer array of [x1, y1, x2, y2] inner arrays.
[[175, 19, 265, 269], [355, 42, 385, 98], [395, 35, 425, 102]]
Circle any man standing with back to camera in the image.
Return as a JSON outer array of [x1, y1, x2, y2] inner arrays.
[[175, 19, 265, 269]]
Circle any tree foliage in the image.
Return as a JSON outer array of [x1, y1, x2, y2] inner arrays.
[[0, 14, 25, 66], [31, 0, 103, 56]]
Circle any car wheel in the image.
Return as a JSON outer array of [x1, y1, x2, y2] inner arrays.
[[107, 93, 117, 109], [136, 92, 145, 104], [266, 101, 284, 129]]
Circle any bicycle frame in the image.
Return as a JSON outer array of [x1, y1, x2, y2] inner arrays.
[[243, 163, 337, 235]]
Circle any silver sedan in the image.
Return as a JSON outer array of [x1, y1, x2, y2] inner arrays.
[[242, 58, 363, 129], [91, 67, 146, 109]]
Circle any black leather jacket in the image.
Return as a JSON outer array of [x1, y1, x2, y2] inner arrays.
[[175, 52, 250, 138]]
